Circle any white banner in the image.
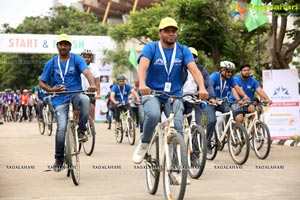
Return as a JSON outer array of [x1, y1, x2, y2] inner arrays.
[[263, 69, 300, 140], [0, 33, 115, 122], [0, 33, 115, 54]]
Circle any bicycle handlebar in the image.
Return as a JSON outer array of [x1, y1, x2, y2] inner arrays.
[[45, 90, 86, 95]]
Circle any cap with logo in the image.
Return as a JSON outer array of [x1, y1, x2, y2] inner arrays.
[[159, 17, 178, 30], [57, 34, 72, 44]]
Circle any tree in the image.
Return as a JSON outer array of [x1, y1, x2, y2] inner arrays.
[[266, 0, 300, 69], [108, 0, 271, 72], [0, 6, 108, 90]]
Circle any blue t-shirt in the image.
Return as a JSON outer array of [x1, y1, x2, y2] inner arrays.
[[111, 84, 133, 103], [34, 85, 46, 100], [137, 41, 194, 96], [228, 75, 260, 101], [210, 71, 238, 99], [41, 53, 88, 108]]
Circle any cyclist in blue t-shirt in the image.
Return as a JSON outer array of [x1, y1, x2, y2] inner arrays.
[[208, 61, 249, 153], [39, 34, 97, 172], [110, 74, 140, 130], [229, 63, 272, 123], [133, 17, 208, 165]]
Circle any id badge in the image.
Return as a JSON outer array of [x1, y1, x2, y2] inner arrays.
[[164, 82, 172, 92]]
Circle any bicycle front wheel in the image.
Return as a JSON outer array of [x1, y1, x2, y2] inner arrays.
[[115, 120, 123, 143], [65, 122, 80, 185], [187, 125, 207, 179], [38, 119, 45, 135], [206, 129, 218, 161], [163, 132, 188, 200], [83, 116, 96, 156], [145, 135, 160, 195], [127, 116, 136, 145], [46, 109, 53, 136], [252, 122, 271, 159], [228, 122, 250, 165]]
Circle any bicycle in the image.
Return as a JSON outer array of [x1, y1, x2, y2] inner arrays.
[[4, 103, 14, 122], [206, 99, 250, 165], [182, 93, 207, 179], [46, 90, 84, 186], [38, 98, 54, 136], [144, 91, 188, 200], [115, 102, 135, 145], [243, 101, 271, 160]]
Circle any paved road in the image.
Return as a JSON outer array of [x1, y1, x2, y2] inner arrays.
[[0, 120, 299, 200]]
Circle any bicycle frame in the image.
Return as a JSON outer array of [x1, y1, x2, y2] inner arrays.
[[120, 108, 131, 133], [148, 106, 178, 173], [244, 102, 266, 135], [215, 111, 240, 145]]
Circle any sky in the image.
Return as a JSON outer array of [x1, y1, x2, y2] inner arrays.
[[0, 0, 78, 28]]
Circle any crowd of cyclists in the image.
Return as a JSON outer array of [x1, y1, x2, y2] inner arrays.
[[0, 31, 272, 158], [1, 24, 273, 197], [0, 88, 38, 124]]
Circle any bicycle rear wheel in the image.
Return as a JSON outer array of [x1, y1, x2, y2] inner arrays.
[[145, 135, 160, 195], [83, 116, 96, 156], [187, 125, 207, 179], [65, 122, 80, 185], [115, 120, 123, 143], [127, 116, 136, 145], [163, 131, 188, 200], [228, 122, 250, 165], [252, 122, 271, 159], [206, 129, 218, 160]]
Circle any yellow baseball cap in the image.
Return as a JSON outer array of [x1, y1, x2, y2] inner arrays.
[[57, 34, 72, 44], [159, 17, 178, 30], [189, 47, 198, 57]]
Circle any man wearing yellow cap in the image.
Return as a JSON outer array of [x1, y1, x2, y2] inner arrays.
[[133, 17, 209, 167], [39, 34, 97, 172]]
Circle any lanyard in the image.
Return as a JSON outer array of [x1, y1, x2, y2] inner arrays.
[[158, 41, 177, 82], [57, 56, 70, 85], [219, 75, 227, 98], [118, 85, 126, 101]]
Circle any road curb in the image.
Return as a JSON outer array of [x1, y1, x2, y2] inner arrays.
[[272, 140, 300, 147]]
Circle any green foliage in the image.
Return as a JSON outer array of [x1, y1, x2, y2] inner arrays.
[[0, 6, 107, 91], [102, 46, 136, 82]]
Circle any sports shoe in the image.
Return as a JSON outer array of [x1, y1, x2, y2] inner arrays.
[[78, 129, 88, 142], [207, 146, 212, 154], [133, 141, 149, 164], [170, 172, 191, 185], [53, 157, 64, 172]]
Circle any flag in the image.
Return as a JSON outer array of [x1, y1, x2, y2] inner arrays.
[[128, 47, 138, 69], [245, 0, 269, 32]]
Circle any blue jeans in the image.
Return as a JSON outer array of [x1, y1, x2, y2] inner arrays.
[[141, 96, 184, 143], [138, 104, 144, 133], [54, 93, 90, 158], [183, 101, 202, 125], [204, 101, 231, 147], [202, 105, 217, 148]]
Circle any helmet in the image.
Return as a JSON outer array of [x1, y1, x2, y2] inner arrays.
[[81, 49, 93, 57], [220, 61, 235, 70], [5, 88, 11, 92], [116, 74, 126, 82], [189, 47, 198, 57]]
